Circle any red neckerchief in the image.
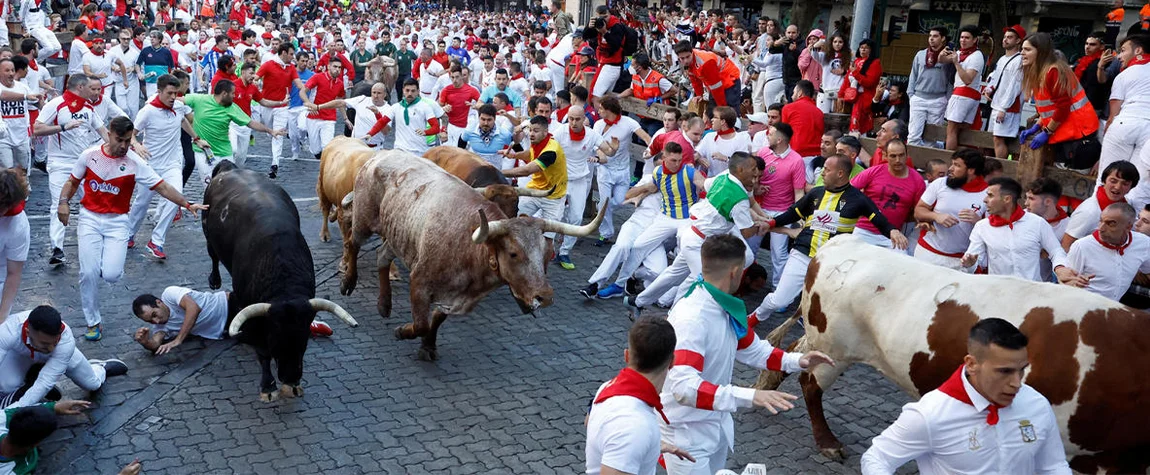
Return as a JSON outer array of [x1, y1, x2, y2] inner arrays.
[[888, 96, 903, 105], [988, 205, 1025, 228], [662, 162, 682, 175], [213, 45, 228, 54], [1093, 230, 1132, 255], [177, 39, 189, 46], [4, 201, 25, 216], [1045, 207, 1068, 224], [1124, 54, 1150, 71], [717, 126, 735, 139], [27, 58, 38, 71], [592, 368, 669, 424], [511, 73, 524, 80], [556, 105, 571, 123], [133, 39, 145, 50], [603, 114, 620, 126], [530, 134, 553, 158], [961, 175, 988, 193], [957, 45, 978, 62], [21, 321, 64, 358], [1096, 185, 1125, 211], [569, 125, 585, 141], [91, 48, 105, 57], [1074, 52, 1102, 79], [61, 90, 88, 114], [149, 96, 174, 112], [937, 365, 1003, 425]]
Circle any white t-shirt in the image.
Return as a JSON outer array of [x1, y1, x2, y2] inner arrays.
[[0, 212, 30, 264], [593, 116, 641, 174], [1067, 231, 1150, 301], [68, 39, 91, 75], [1110, 63, 1150, 122], [954, 50, 985, 90], [19, 62, 51, 110], [553, 125, 604, 181], [585, 383, 662, 475], [695, 131, 752, 176], [82, 52, 116, 87], [0, 81, 30, 148], [1063, 192, 1110, 240], [151, 286, 229, 340], [388, 98, 445, 155], [109, 45, 142, 82], [918, 179, 988, 254], [36, 97, 104, 162], [418, 60, 444, 96], [135, 100, 192, 172], [347, 96, 389, 146]]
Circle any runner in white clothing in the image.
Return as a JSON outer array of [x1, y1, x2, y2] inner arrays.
[[81, 39, 122, 96], [19, 0, 61, 61], [695, 106, 752, 176], [109, 30, 143, 121], [56, 117, 208, 341], [32, 74, 109, 267], [940, 25, 985, 151], [362, 78, 446, 156], [0, 171, 29, 321], [553, 112, 616, 267], [0, 58, 41, 170], [127, 75, 211, 260], [131, 286, 231, 355], [913, 149, 989, 272], [1099, 36, 1150, 184], [593, 95, 651, 244], [961, 177, 1073, 282], [982, 25, 1024, 159]]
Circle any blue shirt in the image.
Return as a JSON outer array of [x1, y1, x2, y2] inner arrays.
[[461, 124, 514, 159], [200, 48, 232, 90], [291, 69, 315, 108], [479, 85, 523, 108], [446, 46, 470, 66]]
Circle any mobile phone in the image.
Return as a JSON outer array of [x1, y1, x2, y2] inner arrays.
[[946, 41, 955, 50]]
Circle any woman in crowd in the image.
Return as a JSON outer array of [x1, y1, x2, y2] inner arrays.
[[1018, 32, 1101, 170], [812, 31, 851, 113], [842, 38, 882, 134]]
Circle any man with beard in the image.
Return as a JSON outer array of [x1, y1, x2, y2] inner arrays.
[[913, 148, 989, 271], [458, 104, 515, 168]]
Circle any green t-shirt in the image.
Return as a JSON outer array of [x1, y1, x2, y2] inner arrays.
[[375, 42, 397, 59], [0, 402, 55, 475], [395, 49, 417, 76], [349, 49, 374, 80], [815, 162, 865, 186], [183, 94, 251, 157]]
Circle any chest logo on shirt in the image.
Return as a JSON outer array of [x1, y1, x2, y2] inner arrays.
[[90, 180, 121, 195], [768, 164, 776, 174], [1019, 420, 1037, 443], [971, 203, 983, 213], [968, 429, 981, 451]]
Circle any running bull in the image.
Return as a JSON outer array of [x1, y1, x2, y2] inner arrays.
[[422, 145, 550, 218], [337, 151, 604, 361], [203, 162, 359, 402], [759, 235, 1150, 473]]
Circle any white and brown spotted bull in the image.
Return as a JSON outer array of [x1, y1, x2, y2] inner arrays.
[[337, 151, 605, 361], [759, 235, 1150, 474], [422, 146, 551, 218], [317, 137, 376, 242]]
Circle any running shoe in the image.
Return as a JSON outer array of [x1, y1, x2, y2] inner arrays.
[[310, 321, 333, 337], [579, 283, 598, 299], [558, 255, 575, 270], [49, 248, 65, 266], [596, 283, 625, 299], [591, 236, 611, 247], [147, 242, 166, 260], [623, 296, 643, 321], [90, 359, 128, 376], [84, 325, 102, 341], [268, 165, 279, 179], [127, 237, 135, 249]]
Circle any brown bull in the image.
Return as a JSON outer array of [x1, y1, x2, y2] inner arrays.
[[338, 151, 604, 361], [422, 146, 549, 217], [317, 136, 376, 242]]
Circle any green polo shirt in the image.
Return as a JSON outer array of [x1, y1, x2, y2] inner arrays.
[[375, 42, 397, 59], [395, 49, 417, 76], [183, 94, 251, 157]]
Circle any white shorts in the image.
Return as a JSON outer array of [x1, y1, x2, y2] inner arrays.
[[518, 195, 565, 239], [945, 94, 979, 124], [591, 64, 621, 98], [990, 109, 1022, 138]]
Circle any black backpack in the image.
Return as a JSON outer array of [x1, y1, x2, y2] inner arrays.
[[621, 24, 640, 57]]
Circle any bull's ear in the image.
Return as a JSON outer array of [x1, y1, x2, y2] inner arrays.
[[485, 243, 500, 271]]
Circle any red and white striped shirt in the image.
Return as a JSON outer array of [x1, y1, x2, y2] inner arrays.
[[69, 145, 163, 215]]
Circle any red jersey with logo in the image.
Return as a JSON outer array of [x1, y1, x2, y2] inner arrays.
[[70, 145, 163, 215], [233, 79, 263, 116], [305, 73, 345, 121], [256, 60, 299, 103]]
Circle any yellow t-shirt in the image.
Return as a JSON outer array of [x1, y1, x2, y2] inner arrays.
[[527, 136, 568, 199]]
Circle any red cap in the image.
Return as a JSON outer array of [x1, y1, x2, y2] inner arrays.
[[261, 32, 273, 39], [1004, 25, 1026, 39]]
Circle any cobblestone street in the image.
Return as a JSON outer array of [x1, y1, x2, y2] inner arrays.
[[23, 133, 916, 474]]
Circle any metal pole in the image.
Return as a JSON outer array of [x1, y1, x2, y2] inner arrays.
[[849, 0, 875, 52]]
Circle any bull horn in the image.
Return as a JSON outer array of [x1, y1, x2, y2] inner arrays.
[[341, 192, 354, 209], [471, 208, 511, 244], [537, 202, 607, 237], [515, 186, 553, 197], [228, 303, 271, 337], [308, 299, 359, 327]]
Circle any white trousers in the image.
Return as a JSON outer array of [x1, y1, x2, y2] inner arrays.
[[261, 105, 292, 166], [288, 106, 308, 157], [447, 123, 465, 148], [0, 22, 7, 47], [558, 174, 592, 256], [614, 214, 682, 287], [127, 167, 183, 248], [548, 62, 567, 95], [47, 157, 75, 250], [0, 144, 30, 170], [751, 73, 767, 112], [908, 95, 948, 146], [0, 346, 106, 397], [518, 196, 565, 239], [30, 27, 61, 61], [754, 249, 811, 316], [635, 227, 754, 307], [145, 82, 158, 98], [744, 209, 789, 288], [660, 418, 728, 475], [193, 151, 233, 187], [591, 64, 621, 98], [1098, 117, 1150, 186], [229, 123, 252, 167], [596, 167, 630, 240], [588, 212, 655, 285], [78, 209, 130, 327], [114, 78, 141, 121], [306, 119, 335, 156], [761, 78, 784, 109]]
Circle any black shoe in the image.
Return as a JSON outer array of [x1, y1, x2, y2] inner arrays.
[[579, 283, 598, 299], [45, 386, 62, 401], [268, 165, 278, 179], [48, 248, 65, 266], [32, 159, 47, 173], [625, 277, 642, 296], [591, 236, 611, 247], [91, 359, 128, 377]]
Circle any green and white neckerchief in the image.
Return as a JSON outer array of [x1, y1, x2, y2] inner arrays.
[[400, 97, 421, 125], [684, 275, 748, 338]]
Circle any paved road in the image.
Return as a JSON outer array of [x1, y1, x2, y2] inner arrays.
[[24, 132, 917, 474]]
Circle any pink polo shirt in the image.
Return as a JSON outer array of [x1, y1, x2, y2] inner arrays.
[[851, 165, 927, 233], [756, 146, 807, 211]]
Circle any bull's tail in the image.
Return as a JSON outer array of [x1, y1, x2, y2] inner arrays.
[[765, 308, 803, 348], [754, 309, 805, 391]]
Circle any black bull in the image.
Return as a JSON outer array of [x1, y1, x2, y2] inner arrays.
[[202, 161, 358, 402]]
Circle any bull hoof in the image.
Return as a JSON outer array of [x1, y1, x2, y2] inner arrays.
[[320, 232, 330, 243], [819, 447, 846, 462], [340, 277, 357, 296], [394, 324, 417, 340], [208, 272, 221, 290], [388, 267, 402, 281], [417, 347, 438, 361], [259, 391, 279, 403], [280, 384, 304, 398]]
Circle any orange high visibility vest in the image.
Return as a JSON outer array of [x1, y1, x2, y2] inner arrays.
[[1034, 79, 1098, 144], [631, 69, 667, 100]]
